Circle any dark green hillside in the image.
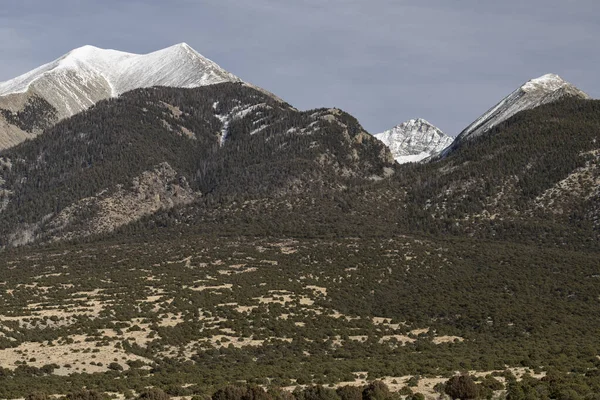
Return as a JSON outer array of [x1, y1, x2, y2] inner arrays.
[[413, 98, 600, 204], [395, 98, 600, 247], [0, 83, 394, 246], [115, 98, 600, 251], [2, 88, 597, 249]]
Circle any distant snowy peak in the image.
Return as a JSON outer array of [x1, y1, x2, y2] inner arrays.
[[0, 43, 241, 119], [374, 118, 453, 164], [456, 73, 590, 143]]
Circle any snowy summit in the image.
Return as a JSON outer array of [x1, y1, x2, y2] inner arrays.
[[374, 118, 453, 164], [455, 73, 590, 143], [0, 43, 241, 119], [521, 73, 572, 92], [0, 43, 243, 149]]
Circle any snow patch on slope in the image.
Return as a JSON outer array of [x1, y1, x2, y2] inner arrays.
[[216, 103, 270, 145], [395, 152, 433, 164]]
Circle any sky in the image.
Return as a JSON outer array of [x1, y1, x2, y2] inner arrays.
[[1, 0, 599, 136]]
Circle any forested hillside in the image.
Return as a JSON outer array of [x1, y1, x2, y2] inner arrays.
[[111, 98, 600, 251], [398, 98, 600, 247], [0, 83, 395, 245]]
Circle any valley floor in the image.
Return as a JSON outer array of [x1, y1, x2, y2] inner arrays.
[[1, 234, 599, 399]]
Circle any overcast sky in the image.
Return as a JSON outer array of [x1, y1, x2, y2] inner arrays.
[[1, 0, 598, 136]]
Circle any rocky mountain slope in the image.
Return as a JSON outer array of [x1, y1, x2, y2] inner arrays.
[[0, 43, 241, 150], [374, 118, 453, 163]]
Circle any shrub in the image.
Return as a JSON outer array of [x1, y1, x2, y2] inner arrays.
[[444, 375, 479, 400], [108, 362, 123, 371], [137, 388, 171, 400], [362, 381, 391, 400], [336, 386, 362, 400], [66, 390, 103, 400]]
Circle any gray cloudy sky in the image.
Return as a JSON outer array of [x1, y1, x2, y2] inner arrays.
[[1, 0, 599, 135]]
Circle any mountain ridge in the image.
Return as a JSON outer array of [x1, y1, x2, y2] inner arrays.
[[0, 43, 240, 98], [0, 44, 597, 249]]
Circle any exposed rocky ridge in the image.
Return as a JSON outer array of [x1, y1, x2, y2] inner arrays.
[[6, 162, 199, 246], [0, 95, 57, 132], [374, 118, 453, 164], [44, 162, 198, 244], [0, 94, 57, 149]]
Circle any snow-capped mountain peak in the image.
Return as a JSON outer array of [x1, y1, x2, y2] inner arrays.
[[374, 118, 453, 164], [455, 73, 590, 144], [0, 43, 241, 113], [0, 43, 243, 149], [521, 73, 567, 92], [0, 43, 242, 150], [1, 45, 127, 97]]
